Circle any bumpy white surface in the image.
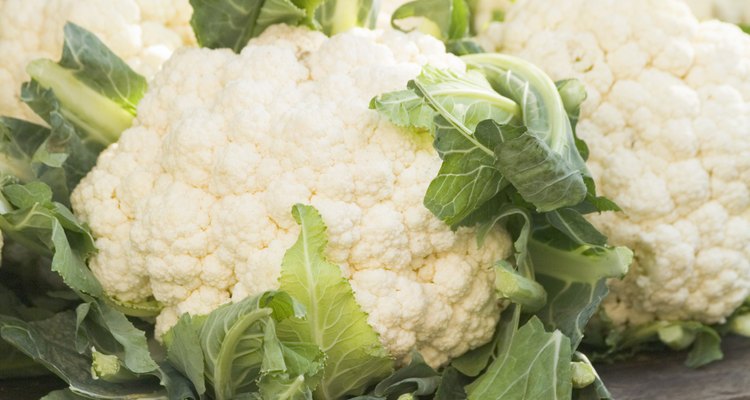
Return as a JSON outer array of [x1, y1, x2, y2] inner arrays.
[[71, 25, 512, 366], [0, 0, 195, 120], [480, 0, 750, 327]]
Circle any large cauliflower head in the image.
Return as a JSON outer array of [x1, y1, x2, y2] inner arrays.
[[71, 25, 512, 367], [479, 0, 750, 328], [0, 0, 195, 120]]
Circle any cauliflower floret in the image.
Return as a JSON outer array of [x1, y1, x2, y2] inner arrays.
[[71, 25, 513, 367], [479, 0, 750, 328], [0, 0, 196, 121]]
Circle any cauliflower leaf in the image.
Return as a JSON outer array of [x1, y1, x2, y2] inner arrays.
[[277, 204, 395, 400], [22, 23, 146, 147]]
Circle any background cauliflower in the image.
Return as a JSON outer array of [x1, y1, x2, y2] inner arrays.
[[479, 0, 750, 328], [0, 0, 195, 120], [683, 0, 750, 24], [71, 24, 512, 367]]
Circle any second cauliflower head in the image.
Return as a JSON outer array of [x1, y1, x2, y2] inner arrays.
[[71, 24, 512, 367], [480, 0, 750, 328]]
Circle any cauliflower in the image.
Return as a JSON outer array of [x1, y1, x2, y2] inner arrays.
[[0, 0, 195, 120], [479, 0, 750, 328], [71, 24, 513, 367], [682, 0, 750, 24]]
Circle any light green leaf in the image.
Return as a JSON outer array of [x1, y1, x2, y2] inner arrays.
[[23, 23, 146, 146], [277, 204, 394, 399], [545, 208, 607, 246], [531, 227, 632, 349], [465, 317, 572, 400]]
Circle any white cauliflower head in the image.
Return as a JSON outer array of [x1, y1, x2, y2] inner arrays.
[[0, 0, 196, 120], [71, 24, 513, 367], [479, 0, 750, 328]]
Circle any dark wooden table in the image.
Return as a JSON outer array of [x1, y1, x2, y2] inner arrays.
[[2, 336, 749, 399], [596, 335, 750, 400]]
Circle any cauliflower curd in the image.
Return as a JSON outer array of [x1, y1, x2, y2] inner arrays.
[[0, 0, 195, 120], [480, 0, 750, 328], [71, 25, 512, 366]]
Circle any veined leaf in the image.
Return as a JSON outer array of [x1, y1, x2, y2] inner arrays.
[[465, 317, 572, 400], [277, 204, 394, 399]]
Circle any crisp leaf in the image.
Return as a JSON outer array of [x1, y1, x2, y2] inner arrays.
[[23, 23, 145, 146], [166, 314, 207, 396], [277, 204, 394, 399], [465, 317, 572, 400]]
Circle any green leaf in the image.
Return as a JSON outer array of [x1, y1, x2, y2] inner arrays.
[[23, 23, 145, 146], [166, 314, 207, 396], [0, 312, 165, 399], [451, 304, 520, 378], [74, 300, 158, 374], [377, 66, 518, 226], [190, 0, 307, 53], [277, 204, 394, 399], [463, 53, 590, 181], [545, 208, 607, 246], [684, 326, 723, 368], [478, 119, 587, 212], [531, 227, 632, 349], [465, 317, 572, 400], [0, 182, 101, 296], [391, 0, 470, 41], [198, 293, 283, 400], [434, 367, 468, 400], [571, 352, 611, 400], [367, 352, 440, 399], [493, 261, 547, 312]]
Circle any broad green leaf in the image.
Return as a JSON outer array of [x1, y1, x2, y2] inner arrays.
[[531, 227, 632, 349], [352, 352, 440, 399], [41, 389, 90, 400], [199, 294, 280, 399], [392, 66, 517, 226], [545, 208, 607, 246], [465, 317, 572, 400], [463, 53, 590, 180], [434, 367, 468, 400], [74, 300, 158, 374], [257, 374, 312, 400], [277, 204, 394, 399], [451, 304, 519, 378], [166, 314, 207, 396], [190, 0, 308, 53], [23, 23, 146, 146], [478, 119, 588, 212], [0, 312, 165, 399], [0, 182, 100, 296]]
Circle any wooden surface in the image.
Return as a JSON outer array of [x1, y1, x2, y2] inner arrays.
[[1, 336, 749, 399], [596, 335, 750, 400]]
